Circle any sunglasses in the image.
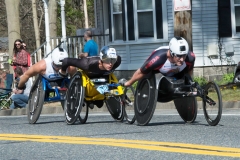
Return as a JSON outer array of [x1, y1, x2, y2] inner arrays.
[[102, 58, 117, 64], [23, 45, 26, 48], [15, 43, 21, 46], [174, 54, 187, 59]]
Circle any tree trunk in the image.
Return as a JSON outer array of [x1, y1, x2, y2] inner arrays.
[[48, 0, 57, 38], [32, 0, 41, 62], [5, 0, 20, 74], [5, 0, 20, 57], [83, 0, 89, 28]]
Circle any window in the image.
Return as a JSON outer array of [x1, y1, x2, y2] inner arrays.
[[109, 0, 166, 42], [231, 0, 240, 37]]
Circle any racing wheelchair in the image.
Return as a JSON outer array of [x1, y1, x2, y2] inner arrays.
[[26, 75, 69, 124], [64, 70, 136, 125], [134, 72, 222, 126]]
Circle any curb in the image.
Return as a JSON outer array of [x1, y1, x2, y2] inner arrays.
[[1, 101, 240, 116]]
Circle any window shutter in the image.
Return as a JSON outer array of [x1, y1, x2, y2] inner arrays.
[[218, 0, 232, 37]]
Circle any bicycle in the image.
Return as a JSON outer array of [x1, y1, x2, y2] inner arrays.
[[134, 72, 222, 126], [64, 70, 136, 125]]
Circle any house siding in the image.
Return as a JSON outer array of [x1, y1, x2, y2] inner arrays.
[[95, 0, 240, 72]]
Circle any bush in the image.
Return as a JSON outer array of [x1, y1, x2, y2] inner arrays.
[[193, 76, 208, 86]]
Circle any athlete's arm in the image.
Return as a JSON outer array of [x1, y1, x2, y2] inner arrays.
[[18, 60, 46, 88], [124, 69, 145, 87]]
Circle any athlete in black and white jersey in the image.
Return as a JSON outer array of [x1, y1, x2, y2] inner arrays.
[[60, 46, 121, 79], [122, 37, 195, 87], [17, 47, 76, 89]]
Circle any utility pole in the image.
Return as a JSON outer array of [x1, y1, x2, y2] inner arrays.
[[173, 0, 192, 51]]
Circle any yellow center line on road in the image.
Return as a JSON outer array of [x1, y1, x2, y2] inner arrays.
[[0, 134, 240, 157]]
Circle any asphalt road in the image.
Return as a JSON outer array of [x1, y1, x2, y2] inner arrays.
[[0, 109, 240, 160]]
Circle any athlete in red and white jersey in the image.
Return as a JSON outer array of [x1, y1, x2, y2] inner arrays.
[[122, 37, 195, 87]]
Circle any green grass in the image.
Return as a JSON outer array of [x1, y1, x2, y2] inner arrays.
[[220, 88, 240, 102]]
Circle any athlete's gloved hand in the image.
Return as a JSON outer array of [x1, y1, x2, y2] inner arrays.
[[118, 78, 127, 86], [16, 83, 26, 90], [58, 69, 68, 78]]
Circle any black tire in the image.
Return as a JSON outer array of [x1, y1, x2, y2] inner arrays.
[[65, 72, 85, 125], [79, 101, 89, 124], [123, 86, 136, 124], [27, 75, 45, 124], [105, 96, 124, 122], [134, 73, 158, 126], [174, 97, 198, 123], [233, 71, 240, 83], [202, 81, 222, 126]]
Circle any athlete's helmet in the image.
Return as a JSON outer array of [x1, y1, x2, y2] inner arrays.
[[99, 46, 118, 64], [169, 37, 189, 56], [51, 47, 68, 66]]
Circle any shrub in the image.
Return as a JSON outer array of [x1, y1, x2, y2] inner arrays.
[[193, 76, 208, 86]]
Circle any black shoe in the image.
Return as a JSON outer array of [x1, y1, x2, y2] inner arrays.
[[88, 103, 94, 109]]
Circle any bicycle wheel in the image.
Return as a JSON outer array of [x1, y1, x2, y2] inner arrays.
[[79, 101, 89, 124], [202, 81, 222, 126], [105, 96, 124, 122], [27, 75, 45, 124], [134, 73, 157, 126], [65, 72, 85, 125], [123, 86, 136, 124]]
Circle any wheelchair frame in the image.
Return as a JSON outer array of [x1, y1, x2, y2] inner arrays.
[[27, 75, 69, 124], [65, 70, 135, 125]]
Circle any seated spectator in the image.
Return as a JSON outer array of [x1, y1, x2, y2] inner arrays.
[[10, 67, 32, 109]]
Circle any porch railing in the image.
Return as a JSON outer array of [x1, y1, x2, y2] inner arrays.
[[30, 34, 109, 65]]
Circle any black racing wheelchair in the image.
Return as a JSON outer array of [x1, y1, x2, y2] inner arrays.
[[134, 72, 222, 126]]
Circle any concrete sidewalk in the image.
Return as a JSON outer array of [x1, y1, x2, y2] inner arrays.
[[0, 101, 240, 116]]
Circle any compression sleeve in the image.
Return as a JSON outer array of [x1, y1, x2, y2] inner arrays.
[[62, 58, 88, 72]]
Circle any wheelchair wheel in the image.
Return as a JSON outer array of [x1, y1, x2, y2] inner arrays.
[[202, 81, 222, 126], [27, 75, 45, 124], [65, 72, 85, 125], [105, 96, 124, 122], [79, 101, 89, 124], [123, 86, 136, 124], [134, 73, 158, 126], [174, 97, 198, 123]]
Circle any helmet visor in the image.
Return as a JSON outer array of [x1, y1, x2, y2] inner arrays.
[[102, 58, 117, 64]]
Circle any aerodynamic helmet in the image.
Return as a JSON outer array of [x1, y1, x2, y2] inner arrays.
[[99, 46, 118, 64], [169, 37, 189, 57], [51, 47, 68, 66]]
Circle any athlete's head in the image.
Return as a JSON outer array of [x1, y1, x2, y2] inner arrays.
[[99, 46, 118, 71], [169, 37, 189, 66], [51, 47, 68, 69]]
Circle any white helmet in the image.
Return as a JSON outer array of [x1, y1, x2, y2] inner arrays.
[[169, 37, 189, 56], [51, 47, 68, 66], [99, 46, 118, 63]]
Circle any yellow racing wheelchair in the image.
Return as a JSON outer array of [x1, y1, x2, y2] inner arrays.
[[64, 70, 136, 125]]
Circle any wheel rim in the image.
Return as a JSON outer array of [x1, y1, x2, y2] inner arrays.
[[124, 86, 135, 123], [203, 82, 222, 125]]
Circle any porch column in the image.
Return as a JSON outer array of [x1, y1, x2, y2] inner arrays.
[[42, 0, 51, 55], [60, 0, 67, 50]]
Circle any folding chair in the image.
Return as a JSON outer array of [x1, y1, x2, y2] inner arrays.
[[0, 73, 13, 110]]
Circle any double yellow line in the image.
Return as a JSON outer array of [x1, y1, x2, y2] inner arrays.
[[0, 134, 240, 158]]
